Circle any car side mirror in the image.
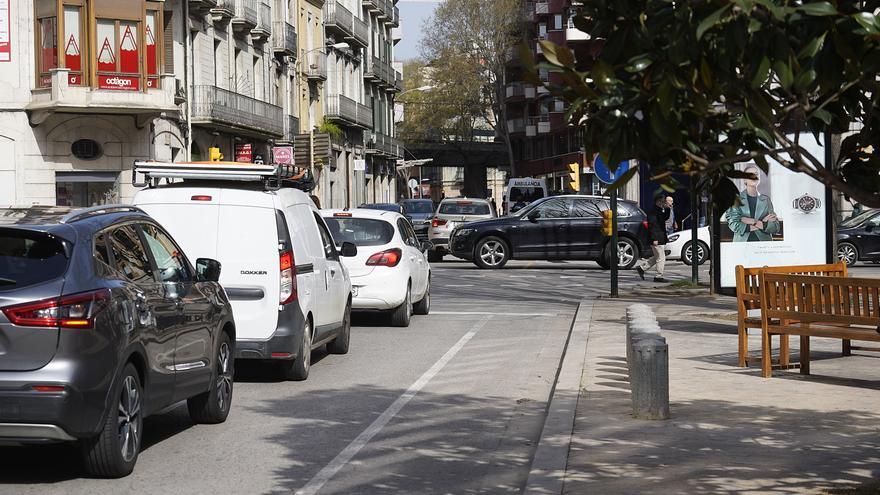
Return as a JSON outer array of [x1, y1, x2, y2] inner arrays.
[[421, 241, 433, 253], [527, 210, 541, 222], [196, 258, 222, 282], [340, 241, 358, 257]]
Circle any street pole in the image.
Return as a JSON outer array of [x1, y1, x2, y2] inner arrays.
[[610, 190, 619, 298], [691, 180, 699, 285]]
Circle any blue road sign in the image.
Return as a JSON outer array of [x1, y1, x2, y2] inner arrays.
[[594, 156, 631, 185]]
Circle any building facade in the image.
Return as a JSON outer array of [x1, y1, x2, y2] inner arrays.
[[0, 0, 400, 208]]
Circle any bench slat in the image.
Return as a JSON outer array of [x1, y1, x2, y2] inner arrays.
[[767, 324, 880, 341]]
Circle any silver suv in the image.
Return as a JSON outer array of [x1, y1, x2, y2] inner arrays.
[[427, 198, 496, 262]]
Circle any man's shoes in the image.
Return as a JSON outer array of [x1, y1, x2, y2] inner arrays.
[[636, 266, 645, 280], [653, 277, 668, 283]]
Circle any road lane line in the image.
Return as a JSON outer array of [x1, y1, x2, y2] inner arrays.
[[431, 311, 559, 317], [444, 284, 474, 287], [294, 316, 491, 495]]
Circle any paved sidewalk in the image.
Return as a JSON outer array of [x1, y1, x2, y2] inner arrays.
[[564, 292, 880, 494]]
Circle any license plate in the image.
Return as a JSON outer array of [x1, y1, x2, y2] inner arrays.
[[352, 287, 359, 297]]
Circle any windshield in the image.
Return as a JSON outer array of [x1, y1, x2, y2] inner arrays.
[[439, 202, 491, 216], [0, 229, 69, 291], [840, 210, 878, 228], [359, 204, 400, 213], [324, 218, 395, 247], [509, 187, 545, 204], [402, 201, 434, 214]]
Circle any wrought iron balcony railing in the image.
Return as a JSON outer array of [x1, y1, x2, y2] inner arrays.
[[191, 85, 284, 137]]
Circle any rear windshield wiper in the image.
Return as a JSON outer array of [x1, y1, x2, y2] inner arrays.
[[0, 277, 16, 285]]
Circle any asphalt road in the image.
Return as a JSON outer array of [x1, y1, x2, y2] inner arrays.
[[1, 258, 871, 494]]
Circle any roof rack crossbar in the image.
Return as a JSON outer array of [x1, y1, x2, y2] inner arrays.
[[61, 205, 146, 224], [132, 161, 316, 193]]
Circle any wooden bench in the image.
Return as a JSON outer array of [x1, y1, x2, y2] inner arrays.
[[735, 262, 848, 368], [760, 273, 880, 378]]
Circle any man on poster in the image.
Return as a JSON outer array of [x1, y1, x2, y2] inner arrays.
[[725, 164, 780, 242]]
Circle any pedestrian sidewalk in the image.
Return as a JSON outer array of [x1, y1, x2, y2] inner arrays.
[[563, 292, 880, 494]]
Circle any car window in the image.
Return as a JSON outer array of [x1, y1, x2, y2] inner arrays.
[[0, 229, 69, 291], [108, 225, 155, 284], [535, 198, 570, 219], [93, 231, 113, 277], [324, 217, 395, 246], [869, 214, 880, 227], [404, 222, 420, 246], [397, 218, 418, 247], [140, 224, 190, 283], [402, 201, 434, 214], [570, 199, 603, 218], [439, 202, 491, 215], [313, 213, 339, 260]]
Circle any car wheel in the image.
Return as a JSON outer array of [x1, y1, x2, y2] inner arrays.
[[81, 363, 143, 478], [327, 302, 351, 355], [427, 250, 443, 263], [682, 240, 709, 266], [838, 242, 859, 266], [391, 284, 412, 327], [281, 319, 312, 381], [413, 278, 431, 315], [187, 332, 234, 424], [473, 236, 510, 269], [614, 237, 639, 269]]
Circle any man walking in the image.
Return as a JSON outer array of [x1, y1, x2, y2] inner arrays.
[[636, 193, 671, 283], [665, 195, 677, 235]]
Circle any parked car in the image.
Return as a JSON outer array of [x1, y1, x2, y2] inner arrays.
[[133, 162, 357, 381], [428, 198, 497, 262], [323, 209, 431, 327], [666, 226, 711, 265], [400, 198, 435, 243], [360, 203, 404, 214], [837, 209, 880, 266], [0, 205, 234, 477], [448, 195, 651, 269]]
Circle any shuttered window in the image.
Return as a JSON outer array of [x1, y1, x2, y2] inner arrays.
[[163, 9, 174, 74]]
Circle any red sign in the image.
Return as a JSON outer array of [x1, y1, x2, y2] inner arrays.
[[40, 75, 52, 87], [0, 0, 7, 62], [146, 77, 159, 89], [235, 144, 253, 163], [98, 74, 139, 91], [272, 146, 293, 165]]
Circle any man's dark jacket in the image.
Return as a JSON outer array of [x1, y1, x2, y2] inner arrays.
[[647, 206, 671, 245]]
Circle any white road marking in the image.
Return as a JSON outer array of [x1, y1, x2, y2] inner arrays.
[[294, 317, 491, 495], [559, 275, 583, 279], [509, 275, 538, 278], [444, 284, 474, 287], [432, 311, 559, 317]]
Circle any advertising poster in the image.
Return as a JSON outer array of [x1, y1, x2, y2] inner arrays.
[[273, 146, 293, 165], [64, 6, 82, 85], [0, 0, 11, 62], [235, 143, 253, 163], [146, 12, 158, 88], [719, 133, 828, 287]]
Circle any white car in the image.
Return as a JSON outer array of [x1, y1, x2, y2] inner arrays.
[[666, 226, 711, 265], [323, 208, 431, 327], [133, 162, 356, 381]]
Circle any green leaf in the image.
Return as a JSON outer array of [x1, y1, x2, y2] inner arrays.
[[754, 155, 770, 174], [852, 12, 880, 35], [625, 55, 653, 73], [748, 18, 762, 34], [700, 58, 713, 89], [697, 4, 732, 40], [538, 40, 575, 67], [811, 107, 832, 125], [796, 2, 837, 16], [794, 69, 817, 91], [604, 166, 639, 194], [773, 60, 794, 89], [751, 56, 771, 88], [797, 34, 825, 60]]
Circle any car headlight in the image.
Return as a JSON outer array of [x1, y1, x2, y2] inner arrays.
[[668, 234, 680, 243], [456, 228, 476, 237]]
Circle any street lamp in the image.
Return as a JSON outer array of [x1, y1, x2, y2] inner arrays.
[[398, 85, 434, 96]]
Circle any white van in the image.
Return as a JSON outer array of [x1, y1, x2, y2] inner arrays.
[[504, 178, 549, 215], [132, 162, 355, 381]]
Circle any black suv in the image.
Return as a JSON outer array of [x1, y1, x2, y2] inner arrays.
[[837, 209, 880, 266], [448, 195, 651, 269], [0, 205, 234, 477]]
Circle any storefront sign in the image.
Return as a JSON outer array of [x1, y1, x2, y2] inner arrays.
[[98, 74, 139, 90], [0, 0, 10, 62], [718, 133, 829, 288], [353, 159, 366, 171], [272, 146, 293, 165], [235, 143, 253, 163]]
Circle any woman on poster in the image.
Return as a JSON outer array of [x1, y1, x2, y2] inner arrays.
[[725, 164, 780, 242]]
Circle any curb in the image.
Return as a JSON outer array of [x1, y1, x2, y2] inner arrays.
[[522, 299, 593, 495]]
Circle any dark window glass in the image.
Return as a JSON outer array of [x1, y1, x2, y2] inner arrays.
[[313, 214, 339, 260], [141, 224, 190, 283], [71, 139, 103, 160], [108, 225, 155, 284], [570, 199, 603, 218], [397, 218, 418, 247], [324, 217, 395, 247], [401, 201, 434, 214], [438, 202, 491, 215], [0, 229, 68, 291], [94, 231, 113, 277], [535, 198, 570, 218]]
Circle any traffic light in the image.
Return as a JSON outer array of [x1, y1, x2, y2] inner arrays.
[[209, 147, 223, 162], [601, 209, 614, 236], [567, 162, 580, 192]]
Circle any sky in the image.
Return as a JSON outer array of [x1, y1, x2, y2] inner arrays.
[[396, 0, 441, 61]]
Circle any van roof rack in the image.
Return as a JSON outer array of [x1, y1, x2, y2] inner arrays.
[[132, 161, 315, 192]]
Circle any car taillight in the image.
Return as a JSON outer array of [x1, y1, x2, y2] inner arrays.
[[432, 218, 447, 228], [1, 289, 111, 329], [366, 248, 402, 267], [279, 250, 298, 304], [642, 220, 649, 229]]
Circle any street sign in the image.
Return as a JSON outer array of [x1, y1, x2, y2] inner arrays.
[[407, 178, 418, 189], [354, 159, 366, 171], [594, 156, 630, 185], [272, 146, 293, 165]]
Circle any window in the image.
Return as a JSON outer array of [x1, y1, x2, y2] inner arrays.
[[0, 230, 69, 291], [397, 219, 418, 247], [535, 198, 570, 218], [71, 139, 102, 160], [141, 224, 190, 283], [108, 225, 155, 284], [570, 199, 602, 218], [438, 202, 491, 215], [93, 231, 113, 276], [313, 213, 339, 260], [324, 218, 394, 247], [55, 172, 119, 207]]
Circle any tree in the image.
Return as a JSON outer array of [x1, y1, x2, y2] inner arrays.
[[420, 0, 523, 175], [534, 0, 880, 207]]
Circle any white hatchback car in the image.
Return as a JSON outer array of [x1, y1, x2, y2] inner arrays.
[[666, 226, 711, 265], [323, 209, 431, 327]]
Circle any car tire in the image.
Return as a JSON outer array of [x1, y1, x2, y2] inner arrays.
[[391, 284, 413, 327], [473, 236, 510, 269], [605, 237, 639, 270], [427, 250, 443, 263], [280, 319, 312, 381], [838, 242, 859, 267], [682, 240, 709, 266], [187, 332, 234, 424], [413, 279, 431, 315], [596, 256, 610, 270], [327, 302, 351, 355], [81, 363, 143, 478]]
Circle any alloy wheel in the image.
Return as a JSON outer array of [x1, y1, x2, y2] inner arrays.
[[838, 244, 857, 265], [686, 243, 705, 264], [479, 240, 506, 266], [617, 241, 635, 267], [302, 322, 312, 370], [118, 375, 141, 463], [216, 342, 232, 412]]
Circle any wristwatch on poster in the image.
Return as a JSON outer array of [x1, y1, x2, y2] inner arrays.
[[792, 193, 821, 213]]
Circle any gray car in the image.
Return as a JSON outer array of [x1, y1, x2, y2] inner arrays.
[[0, 205, 235, 477], [427, 198, 497, 262]]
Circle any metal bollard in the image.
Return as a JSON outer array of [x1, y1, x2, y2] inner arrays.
[[630, 337, 670, 420]]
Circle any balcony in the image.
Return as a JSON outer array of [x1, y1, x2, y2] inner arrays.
[[365, 57, 394, 87], [324, 0, 354, 40], [326, 94, 373, 129], [280, 114, 301, 142], [272, 21, 297, 57], [529, 115, 550, 134], [305, 52, 327, 80], [505, 82, 535, 101], [363, 0, 380, 12], [352, 16, 370, 48], [191, 85, 284, 138], [189, 0, 218, 14], [250, 2, 272, 42], [210, 0, 234, 22], [366, 133, 402, 158], [27, 70, 180, 126], [232, 0, 258, 33], [507, 118, 526, 135], [535, 0, 549, 14]]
